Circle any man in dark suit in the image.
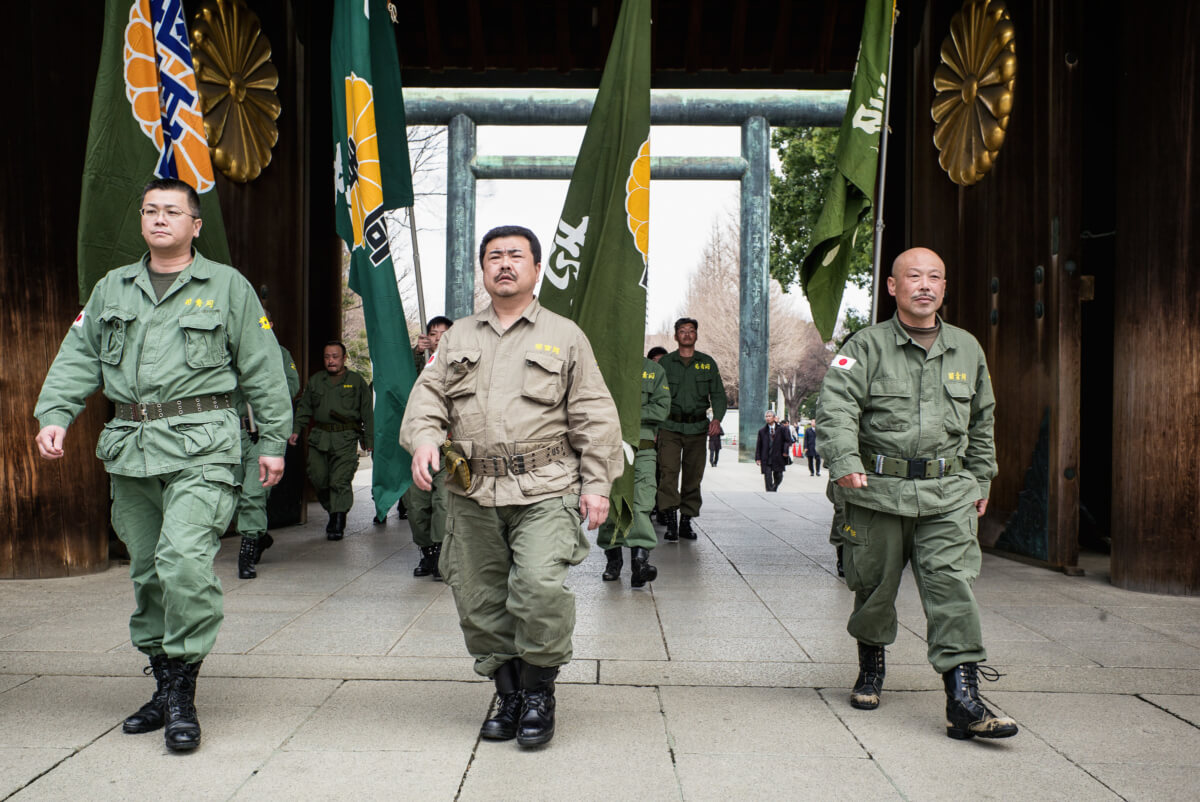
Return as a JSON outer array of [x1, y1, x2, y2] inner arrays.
[[804, 422, 821, 476], [755, 410, 793, 491]]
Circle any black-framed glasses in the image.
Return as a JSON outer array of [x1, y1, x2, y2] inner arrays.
[[139, 207, 197, 220]]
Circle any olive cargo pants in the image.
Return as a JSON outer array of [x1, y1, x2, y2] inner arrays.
[[656, 428, 708, 517], [842, 501, 987, 673], [441, 493, 590, 678], [597, 446, 658, 550], [307, 441, 359, 513], [233, 430, 270, 538], [110, 465, 236, 663], [404, 468, 447, 548]]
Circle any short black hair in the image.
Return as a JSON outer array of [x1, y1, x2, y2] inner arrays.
[[674, 317, 699, 333], [141, 177, 202, 217], [479, 225, 541, 266], [324, 340, 347, 357], [426, 315, 453, 333], [647, 346, 667, 359]]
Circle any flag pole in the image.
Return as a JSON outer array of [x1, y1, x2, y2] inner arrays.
[[869, 3, 899, 324], [407, 206, 428, 331]]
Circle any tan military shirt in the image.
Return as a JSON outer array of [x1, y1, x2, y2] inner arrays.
[[400, 298, 623, 507]]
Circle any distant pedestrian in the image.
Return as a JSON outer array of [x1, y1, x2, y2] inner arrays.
[[804, 422, 821, 476], [755, 410, 793, 491], [708, 420, 724, 466]]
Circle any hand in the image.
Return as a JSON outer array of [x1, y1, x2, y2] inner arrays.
[[707, 419, 722, 437], [416, 334, 433, 352], [35, 425, 67, 459], [836, 472, 868, 489], [258, 455, 285, 487], [755, 460, 761, 466], [411, 444, 440, 491], [287, 433, 299, 446], [975, 498, 988, 517], [579, 494, 609, 530]]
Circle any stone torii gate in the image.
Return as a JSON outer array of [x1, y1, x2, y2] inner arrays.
[[404, 89, 846, 459]]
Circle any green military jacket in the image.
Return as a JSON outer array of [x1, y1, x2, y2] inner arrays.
[[640, 357, 670, 442], [233, 343, 300, 419], [293, 369, 373, 452], [816, 315, 997, 517], [658, 349, 727, 436], [34, 252, 292, 476]]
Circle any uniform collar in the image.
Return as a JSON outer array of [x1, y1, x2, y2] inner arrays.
[[121, 250, 216, 303], [888, 313, 954, 356], [479, 296, 541, 333]]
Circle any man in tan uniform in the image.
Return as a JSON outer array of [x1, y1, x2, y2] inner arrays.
[[401, 225, 622, 748]]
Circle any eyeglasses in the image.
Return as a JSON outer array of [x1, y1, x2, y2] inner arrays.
[[139, 207, 197, 220]]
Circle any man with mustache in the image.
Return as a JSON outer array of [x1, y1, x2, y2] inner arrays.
[[401, 225, 621, 748], [817, 247, 1018, 742]]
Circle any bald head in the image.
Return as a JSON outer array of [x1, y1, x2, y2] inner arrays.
[[887, 247, 946, 327], [891, 247, 945, 277]]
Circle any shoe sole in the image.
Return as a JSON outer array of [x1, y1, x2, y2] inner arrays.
[[165, 740, 200, 751], [479, 729, 517, 741], [516, 729, 554, 747], [122, 721, 164, 734], [850, 697, 880, 710]]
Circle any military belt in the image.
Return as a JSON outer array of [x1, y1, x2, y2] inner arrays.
[[638, 438, 657, 451], [667, 410, 707, 424], [467, 436, 572, 477], [114, 393, 233, 422], [871, 454, 963, 479], [314, 421, 361, 433]]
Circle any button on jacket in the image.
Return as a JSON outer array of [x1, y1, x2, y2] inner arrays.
[[400, 298, 623, 507], [292, 369, 373, 451], [35, 253, 292, 476], [816, 315, 997, 517]]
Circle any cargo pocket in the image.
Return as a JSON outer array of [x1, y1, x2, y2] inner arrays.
[[438, 501, 460, 588], [171, 414, 236, 456], [515, 460, 573, 496], [443, 348, 481, 398], [199, 464, 237, 533], [179, 312, 229, 368], [98, 307, 137, 365], [865, 378, 912, 432], [521, 351, 565, 405], [95, 420, 139, 462], [557, 494, 590, 566], [942, 381, 974, 435], [841, 504, 884, 592]]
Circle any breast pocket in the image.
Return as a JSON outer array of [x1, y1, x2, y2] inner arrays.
[[178, 312, 230, 369], [443, 348, 482, 398], [865, 378, 912, 432], [98, 307, 137, 366], [521, 351, 566, 405], [943, 381, 974, 435]]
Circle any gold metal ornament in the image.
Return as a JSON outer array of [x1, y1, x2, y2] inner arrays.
[[931, 0, 1016, 186], [190, 0, 281, 183]]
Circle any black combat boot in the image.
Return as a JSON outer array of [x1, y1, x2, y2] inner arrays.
[[836, 545, 845, 578], [237, 536, 257, 579], [517, 664, 559, 747], [630, 547, 658, 588], [122, 654, 171, 734], [850, 643, 886, 710], [430, 543, 443, 581], [396, 497, 408, 519], [254, 533, 273, 564], [480, 659, 524, 741], [163, 659, 203, 751], [664, 509, 679, 542], [679, 514, 697, 540], [327, 512, 346, 541], [413, 546, 435, 577], [943, 663, 1019, 740], [602, 548, 623, 581]]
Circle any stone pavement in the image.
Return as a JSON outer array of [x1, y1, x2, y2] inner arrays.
[[2, 449, 1198, 800]]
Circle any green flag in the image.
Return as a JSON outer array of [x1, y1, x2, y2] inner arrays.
[[539, 0, 651, 537], [800, 0, 895, 340], [331, 0, 418, 519], [78, 0, 231, 304]]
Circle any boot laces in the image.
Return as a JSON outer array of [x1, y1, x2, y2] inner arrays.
[[524, 689, 552, 714]]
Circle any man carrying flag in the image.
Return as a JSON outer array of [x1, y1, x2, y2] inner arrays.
[[800, 0, 896, 340], [539, 0, 651, 549], [331, 0, 419, 521]]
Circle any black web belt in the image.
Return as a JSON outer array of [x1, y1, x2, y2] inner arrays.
[[113, 393, 233, 422]]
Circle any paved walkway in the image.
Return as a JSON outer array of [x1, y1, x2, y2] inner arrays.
[[2, 450, 1198, 800]]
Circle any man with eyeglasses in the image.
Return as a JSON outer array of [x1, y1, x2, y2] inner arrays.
[[33, 178, 292, 752], [656, 317, 727, 541]]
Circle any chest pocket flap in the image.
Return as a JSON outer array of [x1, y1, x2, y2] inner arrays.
[[866, 377, 912, 432], [179, 312, 229, 368], [444, 348, 482, 398], [98, 306, 138, 365], [522, 350, 566, 405], [868, 378, 911, 397]]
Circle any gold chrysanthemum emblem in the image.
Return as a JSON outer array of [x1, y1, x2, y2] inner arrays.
[[931, 0, 1016, 186], [625, 139, 650, 266], [190, 0, 281, 183]]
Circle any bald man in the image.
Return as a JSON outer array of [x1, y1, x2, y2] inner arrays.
[[817, 247, 1018, 742]]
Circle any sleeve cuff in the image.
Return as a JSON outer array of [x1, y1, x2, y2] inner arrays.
[[37, 412, 74, 430], [581, 482, 613, 498], [976, 480, 991, 500], [827, 455, 866, 480], [259, 439, 287, 458]]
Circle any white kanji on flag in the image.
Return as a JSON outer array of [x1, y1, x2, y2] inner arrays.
[[72, 311, 85, 328], [830, 355, 857, 370]]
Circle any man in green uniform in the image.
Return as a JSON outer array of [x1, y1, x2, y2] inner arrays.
[[817, 247, 1019, 741], [401, 225, 621, 748], [656, 317, 727, 541], [234, 317, 301, 579], [34, 178, 291, 752], [405, 315, 453, 579], [289, 341, 373, 540], [598, 354, 670, 586]]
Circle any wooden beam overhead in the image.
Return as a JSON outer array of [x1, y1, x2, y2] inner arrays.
[[770, 0, 794, 75], [816, 0, 839, 75], [421, 0, 443, 73], [555, 0, 574, 74], [512, 0, 529, 73], [467, 0, 487, 72], [685, 0, 704, 74], [730, 0, 748, 74]]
